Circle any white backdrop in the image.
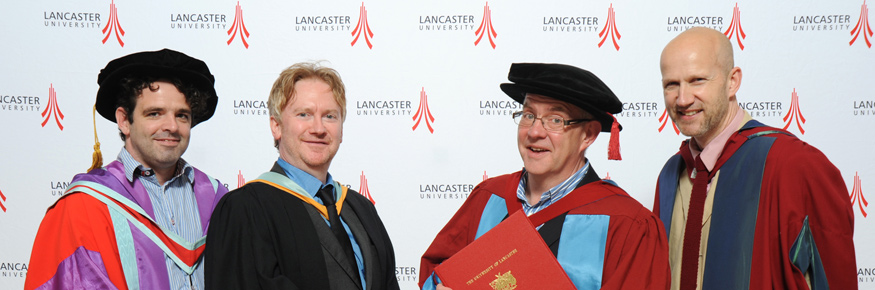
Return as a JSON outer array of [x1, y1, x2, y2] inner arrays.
[[1, 0, 874, 289]]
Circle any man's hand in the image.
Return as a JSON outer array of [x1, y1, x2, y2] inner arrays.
[[436, 283, 453, 290]]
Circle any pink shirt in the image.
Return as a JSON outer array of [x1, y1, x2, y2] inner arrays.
[[689, 108, 747, 172]]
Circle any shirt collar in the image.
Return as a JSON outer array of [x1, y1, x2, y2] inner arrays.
[[518, 160, 591, 208], [689, 108, 750, 171], [276, 157, 334, 199], [117, 147, 193, 184]]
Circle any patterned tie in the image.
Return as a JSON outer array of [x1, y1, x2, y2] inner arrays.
[[680, 156, 709, 290], [317, 184, 361, 283]]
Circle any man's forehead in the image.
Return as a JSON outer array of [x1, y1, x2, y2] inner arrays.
[[523, 94, 577, 112], [135, 87, 191, 109]]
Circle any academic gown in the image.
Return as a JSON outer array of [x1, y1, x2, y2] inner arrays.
[[205, 163, 400, 290], [654, 120, 857, 289], [25, 161, 228, 290], [420, 168, 670, 290]]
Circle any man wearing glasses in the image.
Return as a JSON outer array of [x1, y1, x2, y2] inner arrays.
[[419, 63, 670, 290]]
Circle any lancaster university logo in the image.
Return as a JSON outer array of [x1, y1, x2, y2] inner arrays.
[[227, 2, 250, 48], [359, 172, 375, 204], [351, 3, 374, 49], [412, 87, 435, 133], [782, 88, 806, 134], [0, 188, 6, 213], [237, 170, 246, 188], [474, 2, 498, 49], [724, 3, 746, 50], [851, 172, 867, 217], [41, 84, 64, 130], [598, 4, 621, 50], [102, 0, 125, 46], [658, 109, 679, 134], [483, 171, 488, 181], [850, 0, 873, 47]]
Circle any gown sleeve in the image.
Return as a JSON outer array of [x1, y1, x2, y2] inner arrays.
[[759, 140, 856, 289], [599, 206, 671, 290], [25, 193, 126, 290], [205, 188, 304, 290]]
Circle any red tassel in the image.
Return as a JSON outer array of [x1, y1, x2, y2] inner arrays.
[[608, 113, 621, 160]]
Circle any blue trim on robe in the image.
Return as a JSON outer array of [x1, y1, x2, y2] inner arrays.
[[701, 134, 772, 289], [422, 274, 437, 290], [110, 207, 139, 290], [790, 216, 829, 290], [557, 215, 609, 290], [657, 155, 683, 237], [475, 194, 508, 239]]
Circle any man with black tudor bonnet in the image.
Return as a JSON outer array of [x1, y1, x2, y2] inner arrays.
[[420, 63, 670, 290], [26, 49, 228, 290]]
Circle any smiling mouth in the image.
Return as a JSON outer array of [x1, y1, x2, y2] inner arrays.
[[155, 140, 180, 147], [680, 110, 701, 116], [529, 147, 549, 153]]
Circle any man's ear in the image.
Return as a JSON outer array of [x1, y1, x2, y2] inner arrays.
[[116, 107, 131, 137], [578, 121, 601, 154], [270, 116, 282, 143], [727, 66, 742, 98]]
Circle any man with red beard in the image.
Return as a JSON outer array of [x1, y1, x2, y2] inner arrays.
[[420, 63, 670, 290], [654, 27, 856, 290], [26, 49, 228, 290], [205, 62, 400, 290]]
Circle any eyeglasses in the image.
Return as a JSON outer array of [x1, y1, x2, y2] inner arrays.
[[512, 111, 593, 132]]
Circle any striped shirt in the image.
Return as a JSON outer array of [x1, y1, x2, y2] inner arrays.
[[118, 148, 205, 290], [517, 161, 591, 218]]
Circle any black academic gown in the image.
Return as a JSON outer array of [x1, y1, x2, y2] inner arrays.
[[205, 164, 400, 290]]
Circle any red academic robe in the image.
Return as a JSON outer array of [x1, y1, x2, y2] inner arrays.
[[654, 120, 856, 289], [420, 170, 670, 290]]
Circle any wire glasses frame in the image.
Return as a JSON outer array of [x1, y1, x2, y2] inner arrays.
[[512, 111, 593, 132]]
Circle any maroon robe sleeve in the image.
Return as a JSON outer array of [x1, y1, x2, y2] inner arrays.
[[750, 138, 856, 289], [600, 205, 671, 290]]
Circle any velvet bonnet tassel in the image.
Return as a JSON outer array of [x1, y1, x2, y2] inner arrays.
[[607, 113, 621, 161], [87, 105, 103, 172]]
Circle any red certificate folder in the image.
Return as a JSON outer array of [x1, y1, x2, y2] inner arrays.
[[434, 210, 576, 290]]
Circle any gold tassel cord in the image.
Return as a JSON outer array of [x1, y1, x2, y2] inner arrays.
[[87, 105, 103, 172]]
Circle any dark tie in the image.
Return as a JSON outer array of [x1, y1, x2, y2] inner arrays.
[[680, 156, 709, 290], [317, 185, 361, 283]]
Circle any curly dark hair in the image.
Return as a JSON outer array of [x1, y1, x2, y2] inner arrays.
[[116, 75, 209, 141]]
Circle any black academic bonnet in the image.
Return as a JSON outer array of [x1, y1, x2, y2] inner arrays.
[[499, 63, 623, 132], [95, 48, 218, 126]]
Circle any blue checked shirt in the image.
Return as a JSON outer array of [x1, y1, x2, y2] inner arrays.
[[517, 161, 591, 219], [118, 148, 205, 290]]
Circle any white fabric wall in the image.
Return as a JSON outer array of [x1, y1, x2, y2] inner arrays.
[[1, 0, 873, 289]]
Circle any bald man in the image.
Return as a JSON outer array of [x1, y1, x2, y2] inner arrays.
[[653, 27, 856, 290]]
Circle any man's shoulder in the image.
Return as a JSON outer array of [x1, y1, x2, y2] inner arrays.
[[44, 191, 114, 228], [61, 169, 131, 204], [475, 171, 522, 193], [657, 148, 685, 173], [735, 120, 829, 163], [567, 181, 655, 219], [70, 168, 115, 184], [222, 181, 283, 200]]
